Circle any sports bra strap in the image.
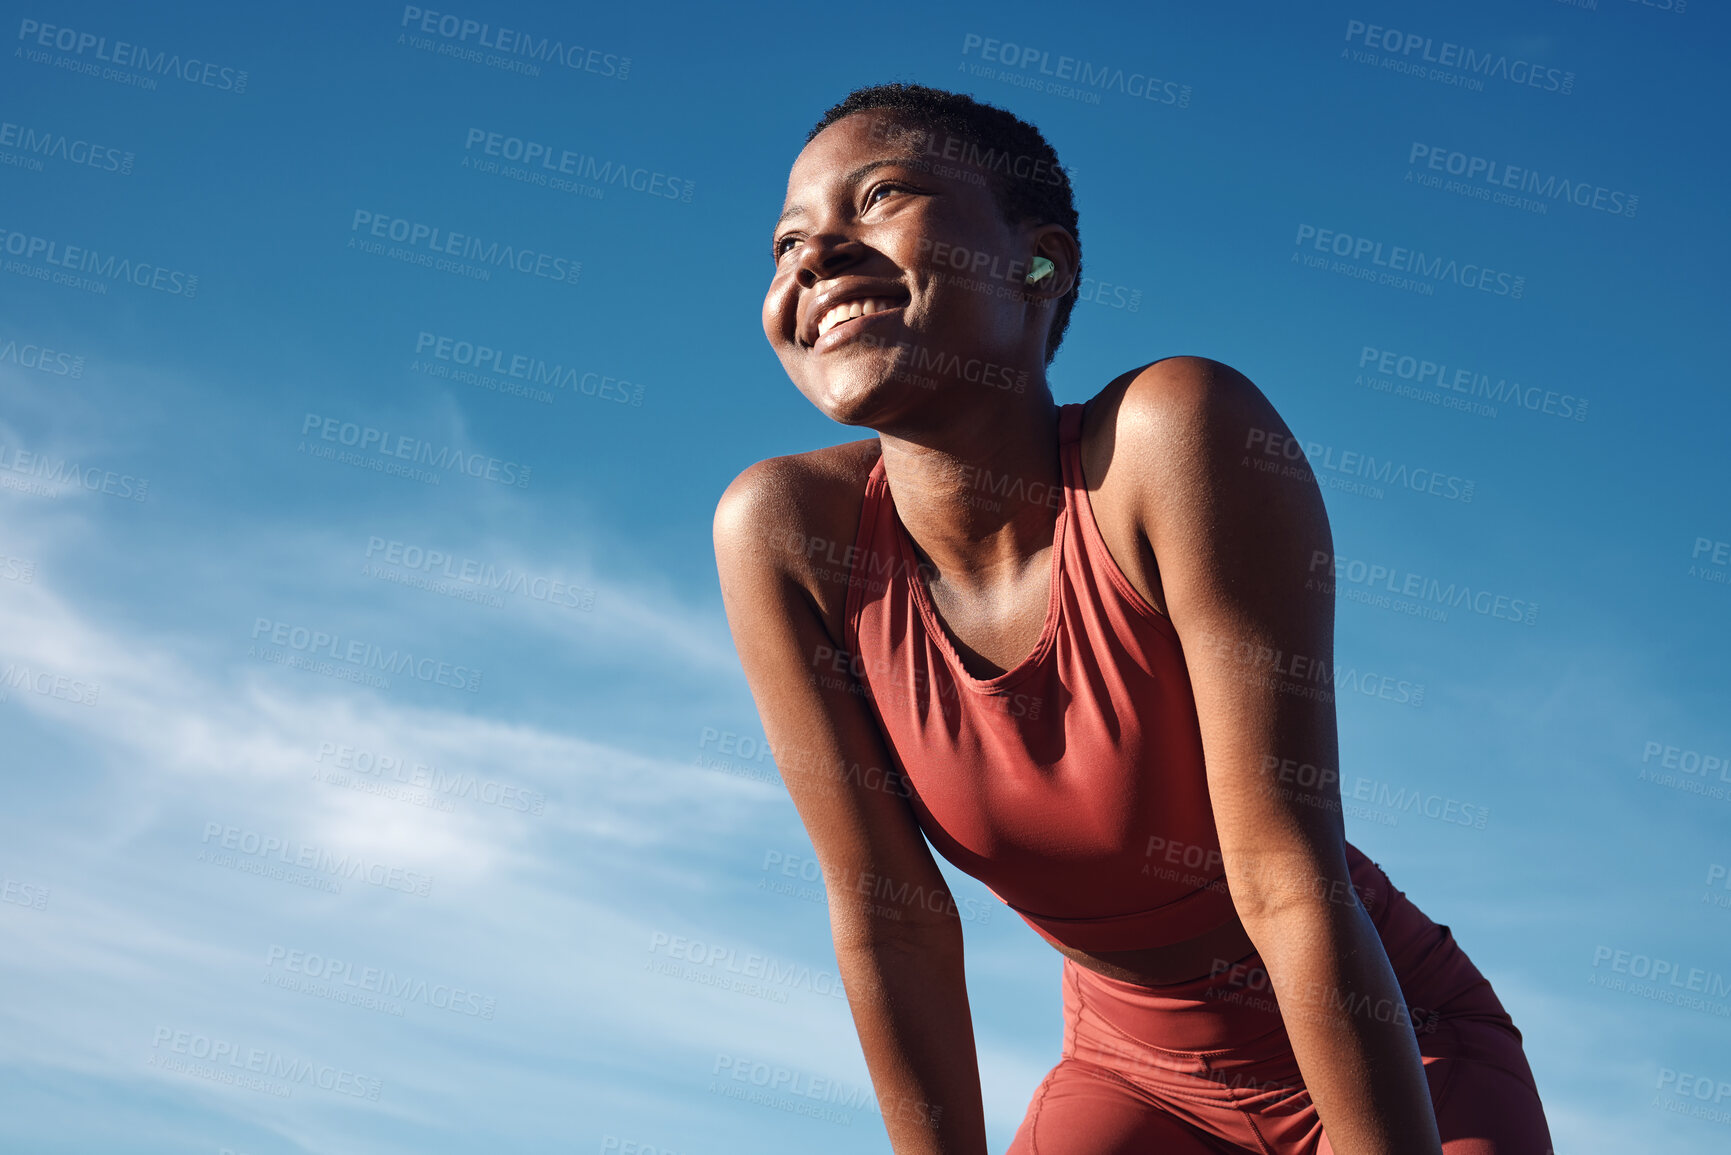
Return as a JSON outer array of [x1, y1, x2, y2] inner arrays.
[[1058, 401, 1084, 444]]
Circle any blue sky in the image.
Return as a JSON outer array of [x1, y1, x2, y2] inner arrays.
[[1, 0, 1728, 1151]]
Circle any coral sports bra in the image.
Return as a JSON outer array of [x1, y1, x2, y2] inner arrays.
[[842, 401, 1245, 954]]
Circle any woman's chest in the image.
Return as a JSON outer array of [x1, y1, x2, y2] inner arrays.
[[871, 642, 1214, 861]]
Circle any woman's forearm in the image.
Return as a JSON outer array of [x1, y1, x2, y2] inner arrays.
[[1242, 900, 1444, 1155], [832, 925, 990, 1155]]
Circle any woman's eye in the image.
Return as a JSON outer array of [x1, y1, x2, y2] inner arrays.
[[866, 183, 903, 207], [772, 184, 910, 260]]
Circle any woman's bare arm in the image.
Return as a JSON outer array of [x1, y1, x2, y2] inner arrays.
[[713, 453, 989, 1155], [1120, 357, 1446, 1155]]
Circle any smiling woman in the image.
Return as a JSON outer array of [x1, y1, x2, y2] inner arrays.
[[713, 83, 1553, 1155]]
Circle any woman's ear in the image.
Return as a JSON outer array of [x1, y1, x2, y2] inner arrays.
[[1025, 224, 1080, 298]]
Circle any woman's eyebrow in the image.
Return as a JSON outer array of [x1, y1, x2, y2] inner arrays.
[[775, 157, 920, 227]]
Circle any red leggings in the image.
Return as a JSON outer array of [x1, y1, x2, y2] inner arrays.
[[1007, 856, 1553, 1154]]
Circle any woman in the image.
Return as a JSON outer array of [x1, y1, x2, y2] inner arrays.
[[712, 83, 1552, 1154]]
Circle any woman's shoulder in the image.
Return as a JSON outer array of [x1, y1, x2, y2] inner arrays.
[[1078, 356, 1298, 565], [1087, 356, 1267, 433], [714, 437, 881, 540], [712, 437, 882, 633], [1083, 355, 1285, 484]]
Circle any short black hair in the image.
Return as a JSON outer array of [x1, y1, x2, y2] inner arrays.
[[804, 83, 1082, 368]]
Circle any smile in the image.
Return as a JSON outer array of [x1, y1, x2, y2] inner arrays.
[[816, 297, 903, 341]]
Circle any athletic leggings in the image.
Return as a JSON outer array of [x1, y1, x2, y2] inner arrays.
[[1006, 856, 1553, 1154]]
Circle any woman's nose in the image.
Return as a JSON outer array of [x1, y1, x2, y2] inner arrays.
[[794, 235, 869, 288]]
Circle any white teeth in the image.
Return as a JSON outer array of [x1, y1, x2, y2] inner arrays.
[[816, 297, 900, 339]]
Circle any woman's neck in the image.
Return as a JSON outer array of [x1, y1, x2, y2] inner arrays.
[[872, 395, 1066, 591]]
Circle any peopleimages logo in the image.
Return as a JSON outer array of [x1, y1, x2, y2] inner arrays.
[[0, 118, 133, 174], [0, 334, 85, 377], [1, 875, 49, 910], [200, 821, 434, 897], [462, 129, 692, 201], [961, 33, 1191, 106], [1356, 345, 1588, 422], [412, 331, 643, 405], [149, 1027, 380, 1099], [1310, 551, 1540, 626], [398, 6, 630, 79], [315, 740, 548, 815], [710, 1052, 943, 1129], [1407, 143, 1636, 218], [0, 226, 197, 296], [0, 661, 100, 707], [1243, 428, 1475, 504], [1590, 946, 1731, 1000], [1294, 224, 1524, 298], [250, 616, 483, 693], [349, 211, 580, 285], [648, 933, 848, 1001], [299, 412, 532, 488], [0, 441, 148, 502], [1342, 19, 1574, 95], [364, 536, 595, 611], [265, 945, 497, 1019], [16, 18, 250, 92], [865, 119, 1076, 189]]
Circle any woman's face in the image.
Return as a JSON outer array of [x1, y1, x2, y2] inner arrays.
[[763, 112, 1046, 427]]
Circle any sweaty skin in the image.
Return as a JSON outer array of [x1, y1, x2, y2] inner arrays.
[[719, 108, 1446, 1154]]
